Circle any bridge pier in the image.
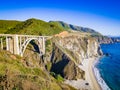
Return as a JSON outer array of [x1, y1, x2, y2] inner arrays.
[[42, 37, 45, 55], [9, 37, 14, 54], [13, 35, 19, 55], [6, 36, 9, 51], [0, 38, 3, 49]]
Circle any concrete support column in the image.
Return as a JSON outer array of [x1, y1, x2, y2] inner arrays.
[[9, 37, 14, 53], [1, 38, 3, 49], [42, 37, 45, 54], [38, 38, 41, 55], [6, 36, 9, 51], [19, 36, 22, 48], [13, 35, 19, 55], [19, 36, 22, 56]]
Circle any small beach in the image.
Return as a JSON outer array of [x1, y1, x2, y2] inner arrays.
[[65, 57, 101, 90], [84, 57, 101, 90]]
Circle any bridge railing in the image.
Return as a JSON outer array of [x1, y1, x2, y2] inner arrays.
[[0, 34, 51, 38]]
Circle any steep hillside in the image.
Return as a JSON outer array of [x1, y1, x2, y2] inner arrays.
[[5, 18, 65, 35], [92, 35, 113, 44], [49, 21, 114, 44], [52, 32, 100, 68], [49, 32, 102, 78], [49, 21, 101, 35], [0, 43, 76, 90], [43, 31, 102, 89]]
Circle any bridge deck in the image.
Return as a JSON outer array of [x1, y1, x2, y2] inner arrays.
[[0, 34, 51, 38]]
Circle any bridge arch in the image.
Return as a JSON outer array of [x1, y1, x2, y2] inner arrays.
[[20, 38, 44, 57]]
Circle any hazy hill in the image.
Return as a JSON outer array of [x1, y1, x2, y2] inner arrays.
[[49, 21, 114, 43], [110, 36, 120, 42], [49, 21, 101, 35]]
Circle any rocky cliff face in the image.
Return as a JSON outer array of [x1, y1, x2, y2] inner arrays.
[[94, 36, 113, 44], [49, 33, 102, 80], [111, 37, 120, 43], [54, 35, 102, 63], [50, 44, 85, 80]]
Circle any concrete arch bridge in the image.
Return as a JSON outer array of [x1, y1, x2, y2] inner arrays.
[[0, 34, 51, 57]]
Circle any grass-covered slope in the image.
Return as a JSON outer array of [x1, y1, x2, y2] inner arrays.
[[0, 50, 76, 90], [0, 20, 21, 33], [5, 18, 65, 35], [49, 21, 101, 35], [0, 50, 55, 90]]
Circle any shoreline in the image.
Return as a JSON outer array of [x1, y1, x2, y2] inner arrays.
[[64, 57, 102, 90], [85, 57, 101, 90], [93, 57, 111, 90]]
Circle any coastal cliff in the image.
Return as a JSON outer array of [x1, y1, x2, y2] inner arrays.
[[0, 31, 103, 90], [43, 31, 102, 89], [48, 32, 102, 80], [91, 35, 113, 44], [20, 31, 102, 89]]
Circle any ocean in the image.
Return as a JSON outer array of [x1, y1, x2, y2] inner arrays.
[[94, 43, 120, 90]]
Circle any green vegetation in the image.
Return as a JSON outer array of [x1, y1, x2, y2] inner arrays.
[[50, 72, 64, 82], [55, 74, 64, 82], [46, 61, 52, 71], [49, 21, 70, 30], [5, 18, 65, 35], [0, 49, 76, 90], [0, 18, 102, 37], [46, 39, 52, 52], [0, 20, 21, 33], [0, 50, 46, 76], [49, 21, 101, 35]]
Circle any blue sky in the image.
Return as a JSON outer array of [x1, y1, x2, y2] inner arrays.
[[0, 0, 120, 36]]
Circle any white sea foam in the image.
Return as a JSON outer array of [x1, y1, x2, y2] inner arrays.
[[93, 62, 111, 90]]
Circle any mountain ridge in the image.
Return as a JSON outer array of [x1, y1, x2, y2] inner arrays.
[[5, 18, 65, 35], [0, 18, 101, 36], [49, 21, 101, 35]]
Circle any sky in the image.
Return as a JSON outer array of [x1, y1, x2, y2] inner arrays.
[[0, 0, 120, 36]]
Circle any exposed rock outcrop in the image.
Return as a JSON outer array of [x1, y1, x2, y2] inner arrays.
[[94, 36, 113, 44], [49, 33, 102, 80], [50, 44, 85, 80]]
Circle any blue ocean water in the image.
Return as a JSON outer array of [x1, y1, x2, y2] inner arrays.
[[95, 43, 120, 90]]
